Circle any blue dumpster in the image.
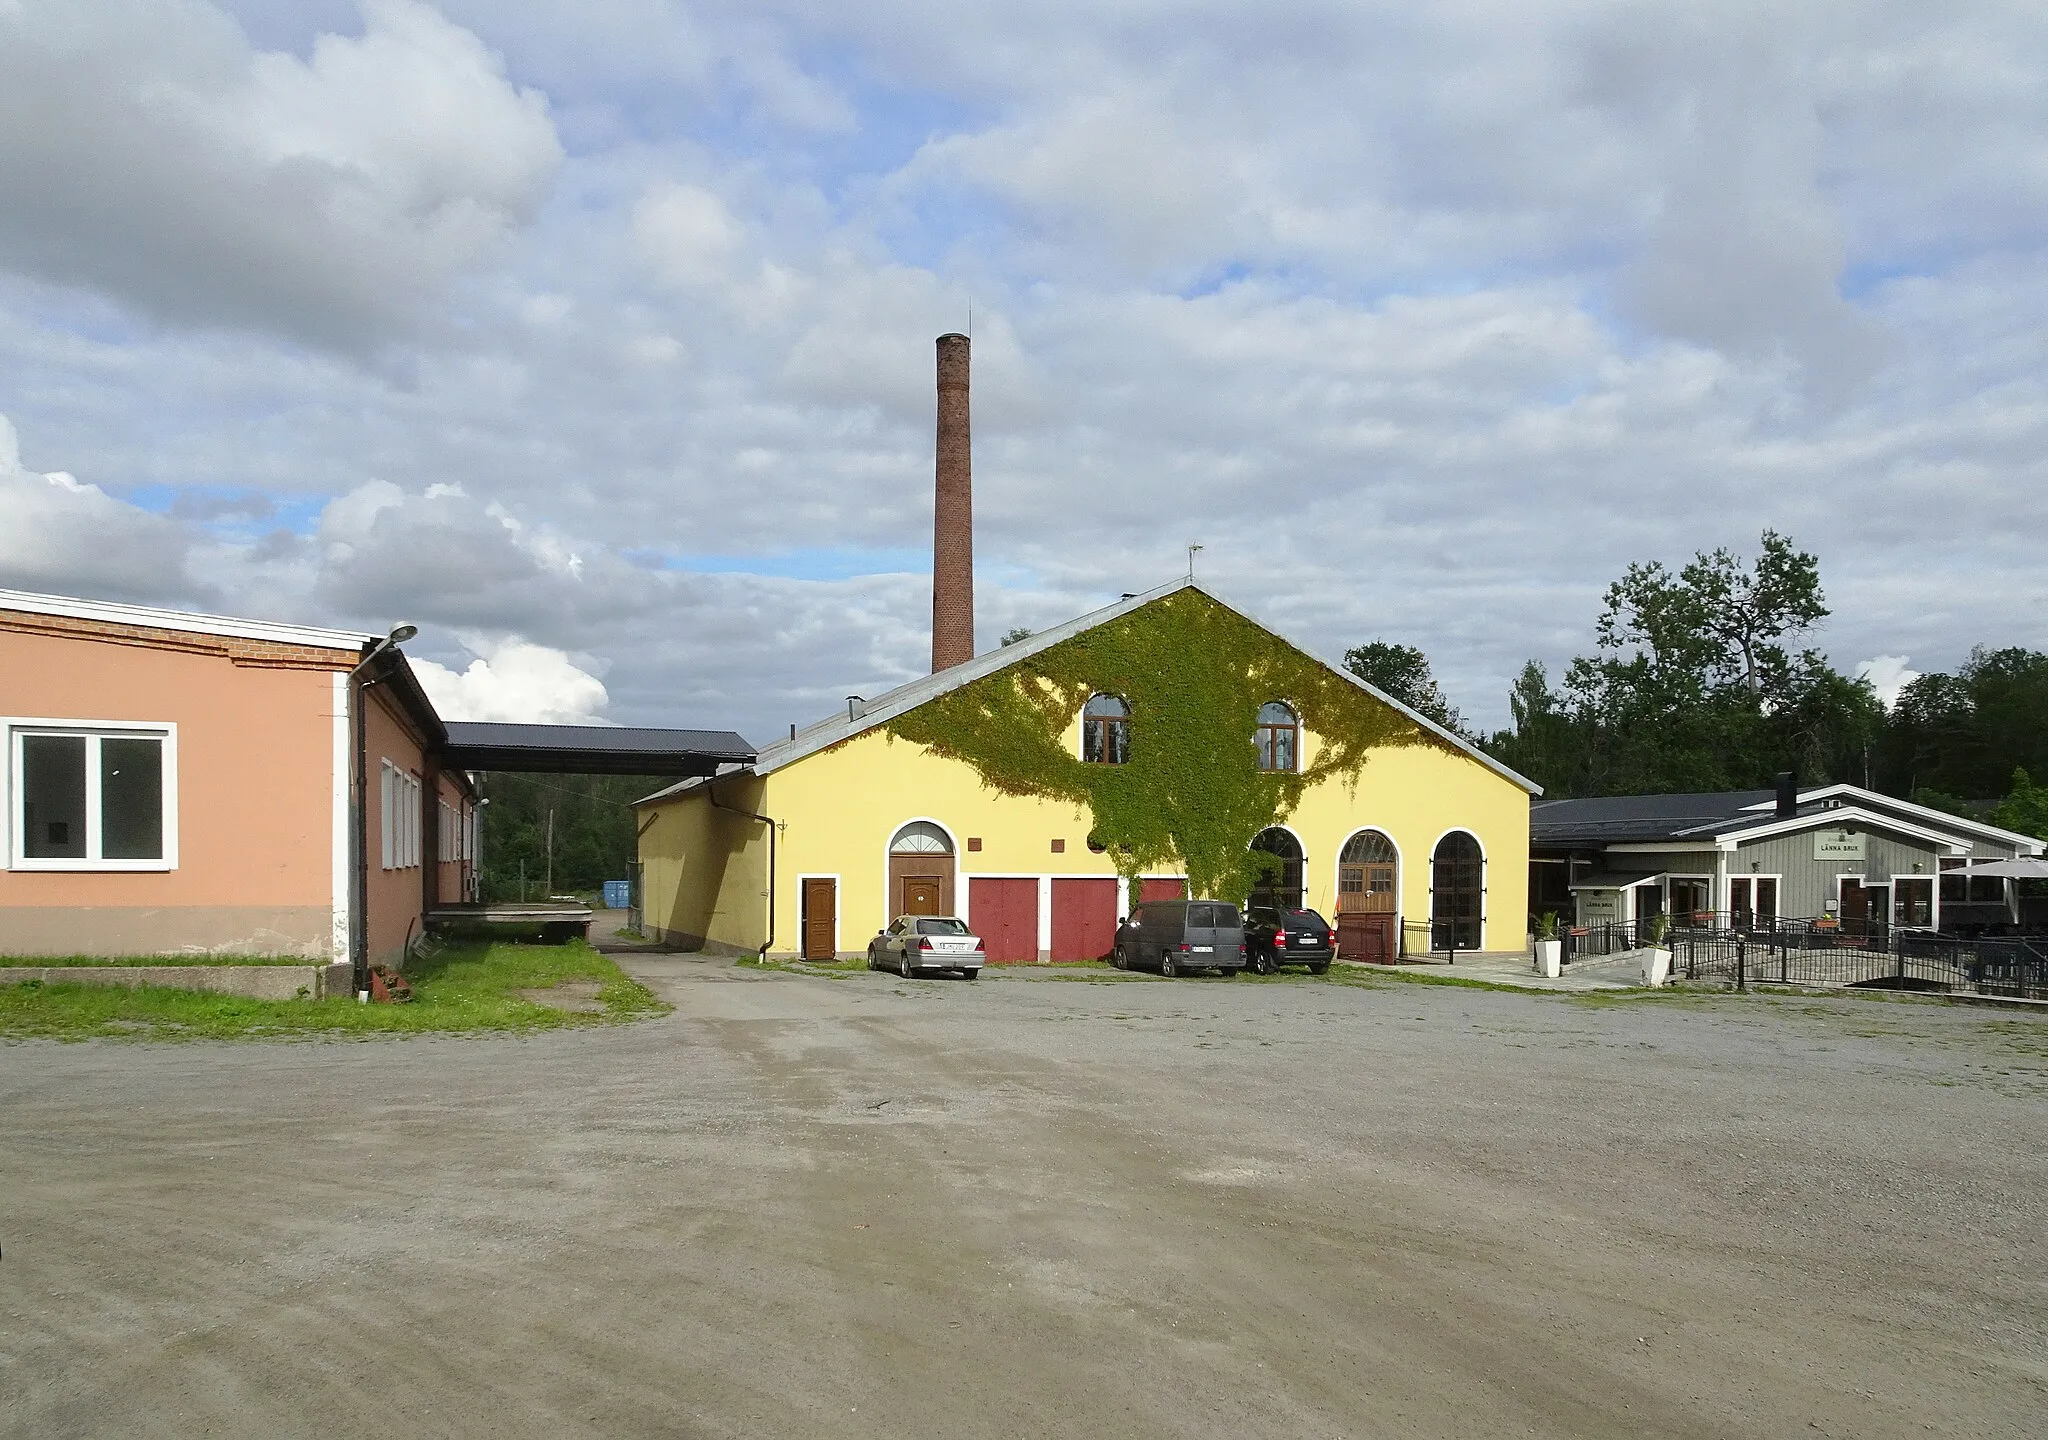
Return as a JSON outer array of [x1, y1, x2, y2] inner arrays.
[[602, 879, 631, 910]]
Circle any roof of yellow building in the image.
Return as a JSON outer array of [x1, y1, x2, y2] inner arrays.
[[637, 577, 1540, 806]]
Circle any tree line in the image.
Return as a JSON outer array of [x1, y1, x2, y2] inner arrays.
[[1345, 531, 2048, 837], [472, 772, 666, 903]]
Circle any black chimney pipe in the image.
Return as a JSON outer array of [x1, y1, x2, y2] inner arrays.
[[1775, 770, 1798, 819]]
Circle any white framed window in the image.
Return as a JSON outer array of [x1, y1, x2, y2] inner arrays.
[[6, 718, 177, 872], [380, 761, 422, 870]]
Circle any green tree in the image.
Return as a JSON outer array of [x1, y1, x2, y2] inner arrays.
[[476, 772, 668, 902], [1484, 661, 1588, 792], [1877, 649, 2048, 800], [1988, 768, 2048, 841], [1343, 641, 1466, 735], [1495, 531, 1878, 796]]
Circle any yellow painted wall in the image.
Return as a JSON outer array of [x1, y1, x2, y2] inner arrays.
[[638, 712, 1530, 959], [638, 774, 768, 953]]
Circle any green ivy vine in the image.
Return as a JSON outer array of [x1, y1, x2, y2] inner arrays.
[[884, 589, 1449, 901]]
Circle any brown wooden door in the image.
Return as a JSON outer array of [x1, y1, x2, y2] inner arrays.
[[889, 853, 953, 917], [801, 878, 837, 959], [1139, 877, 1186, 903], [902, 874, 942, 914]]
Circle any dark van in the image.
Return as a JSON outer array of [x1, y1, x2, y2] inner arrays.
[[1115, 899, 1245, 977]]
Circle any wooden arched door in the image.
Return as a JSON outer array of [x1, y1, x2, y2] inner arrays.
[[888, 822, 955, 918], [1338, 830, 1398, 962]]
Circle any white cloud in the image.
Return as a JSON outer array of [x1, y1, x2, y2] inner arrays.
[[0, 414, 201, 604], [7, 2, 2048, 740], [411, 637, 611, 724], [0, 0, 561, 347], [1855, 655, 1921, 708]]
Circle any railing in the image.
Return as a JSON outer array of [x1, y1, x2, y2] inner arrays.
[[1401, 919, 1480, 962], [1671, 923, 2048, 1000], [1563, 921, 1637, 961]]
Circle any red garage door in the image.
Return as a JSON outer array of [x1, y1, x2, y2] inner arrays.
[[1050, 878, 1119, 962], [1139, 876, 1187, 903], [970, 877, 1039, 963]]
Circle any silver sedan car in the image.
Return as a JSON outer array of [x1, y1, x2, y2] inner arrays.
[[867, 915, 985, 978]]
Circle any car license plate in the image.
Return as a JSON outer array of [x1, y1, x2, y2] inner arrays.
[[1296, 936, 1317, 945], [1191, 945, 1213, 953]]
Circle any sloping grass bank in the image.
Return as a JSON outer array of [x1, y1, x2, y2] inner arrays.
[[0, 940, 666, 1042]]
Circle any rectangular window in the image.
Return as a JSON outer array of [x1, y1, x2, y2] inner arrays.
[[1940, 857, 2006, 904], [380, 762, 423, 870], [10, 723, 173, 869]]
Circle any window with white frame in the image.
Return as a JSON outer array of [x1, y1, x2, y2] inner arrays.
[[8, 721, 175, 870], [380, 761, 422, 870]]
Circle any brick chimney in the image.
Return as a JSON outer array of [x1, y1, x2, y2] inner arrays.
[[931, 332, 974, 671]]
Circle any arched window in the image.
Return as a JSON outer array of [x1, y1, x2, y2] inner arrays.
[[1430, 831, 1484, 952], [1338, 830, 1398, 914], [889, 821, 954, 854], [1081, 694, 1130, 764], [1254, 701, 1298, 772], [1249, 827, 1304, 909]]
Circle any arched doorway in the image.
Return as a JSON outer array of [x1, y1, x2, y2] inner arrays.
[[1338, 830, 1399, 962], [1248, 827, 1304, 910], [1430, 831, 1484, 953], [888, 821, 956, 918]]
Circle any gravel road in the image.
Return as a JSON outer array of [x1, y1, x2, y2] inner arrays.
[[3, 959, 2044, 1438]]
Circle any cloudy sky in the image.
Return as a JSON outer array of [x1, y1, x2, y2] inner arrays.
[[4, 1, 2045, 736]]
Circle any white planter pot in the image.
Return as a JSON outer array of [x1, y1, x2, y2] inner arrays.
[[1641, 946, 1672, 987], [1534, 939, 1562, 978]]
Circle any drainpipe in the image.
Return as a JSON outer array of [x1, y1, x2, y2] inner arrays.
[[711, 779, 777, 962], [347, 625, 417, 994]]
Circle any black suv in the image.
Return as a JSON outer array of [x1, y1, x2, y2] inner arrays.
[[1243, 906, 1335, 974]]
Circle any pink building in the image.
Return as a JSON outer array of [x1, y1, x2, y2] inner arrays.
[[1, 589, 476, 975]]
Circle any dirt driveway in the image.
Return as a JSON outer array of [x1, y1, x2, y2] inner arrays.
[[3, 960, 2043, 1438]]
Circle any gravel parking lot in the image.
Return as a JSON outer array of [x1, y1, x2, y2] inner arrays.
[[3, 960, 2044, 1439]]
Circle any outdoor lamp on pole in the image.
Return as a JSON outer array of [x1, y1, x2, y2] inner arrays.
[[349, 623, 418, 996]]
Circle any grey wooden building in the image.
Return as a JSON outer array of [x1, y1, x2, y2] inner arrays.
[[1529, 782, 2043, 934]]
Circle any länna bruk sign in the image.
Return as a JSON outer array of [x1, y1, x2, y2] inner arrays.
[[1813, 828, 1867, 861]]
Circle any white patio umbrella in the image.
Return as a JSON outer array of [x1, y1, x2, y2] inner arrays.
[[1959, 856, 2048, 879]]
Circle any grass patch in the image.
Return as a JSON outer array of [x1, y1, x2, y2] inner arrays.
[[0, 939, 666, 1043], [0, 954, 318, 968]]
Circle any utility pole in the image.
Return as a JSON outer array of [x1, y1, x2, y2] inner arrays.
[[545, 807, 555, 898]]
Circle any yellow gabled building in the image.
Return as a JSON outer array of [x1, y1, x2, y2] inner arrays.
[[635, 580, 1537, 963]]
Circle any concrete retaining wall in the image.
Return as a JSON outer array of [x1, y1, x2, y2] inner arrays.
[[0, 961, 352, 1000]]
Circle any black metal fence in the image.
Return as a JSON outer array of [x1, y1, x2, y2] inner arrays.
[[1671, 923, 2048, 1000], [1563, 922, 1637, 960]]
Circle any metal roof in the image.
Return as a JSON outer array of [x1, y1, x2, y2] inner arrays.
[[1532, 784, 2044, 853], [1531, 791, 1775, 845], [442, 722, 755, 776], [712, 577, 1540, 795]]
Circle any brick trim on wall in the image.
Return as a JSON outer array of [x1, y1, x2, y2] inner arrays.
[[0, 609, 359, 671]]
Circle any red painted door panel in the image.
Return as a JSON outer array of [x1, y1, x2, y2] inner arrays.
[[1050, 878, 1119, 962], [970, 877, 1039, 963], [1139, 877, 1187, 903]]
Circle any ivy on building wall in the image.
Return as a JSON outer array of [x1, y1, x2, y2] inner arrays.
[[885, 589, 1451, 901]]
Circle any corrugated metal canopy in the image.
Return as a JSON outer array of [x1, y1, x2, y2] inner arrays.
[[441, 721, 754, 776]]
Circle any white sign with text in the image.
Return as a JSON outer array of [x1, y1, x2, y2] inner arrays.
[[1813, 828, 1866, 861]]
